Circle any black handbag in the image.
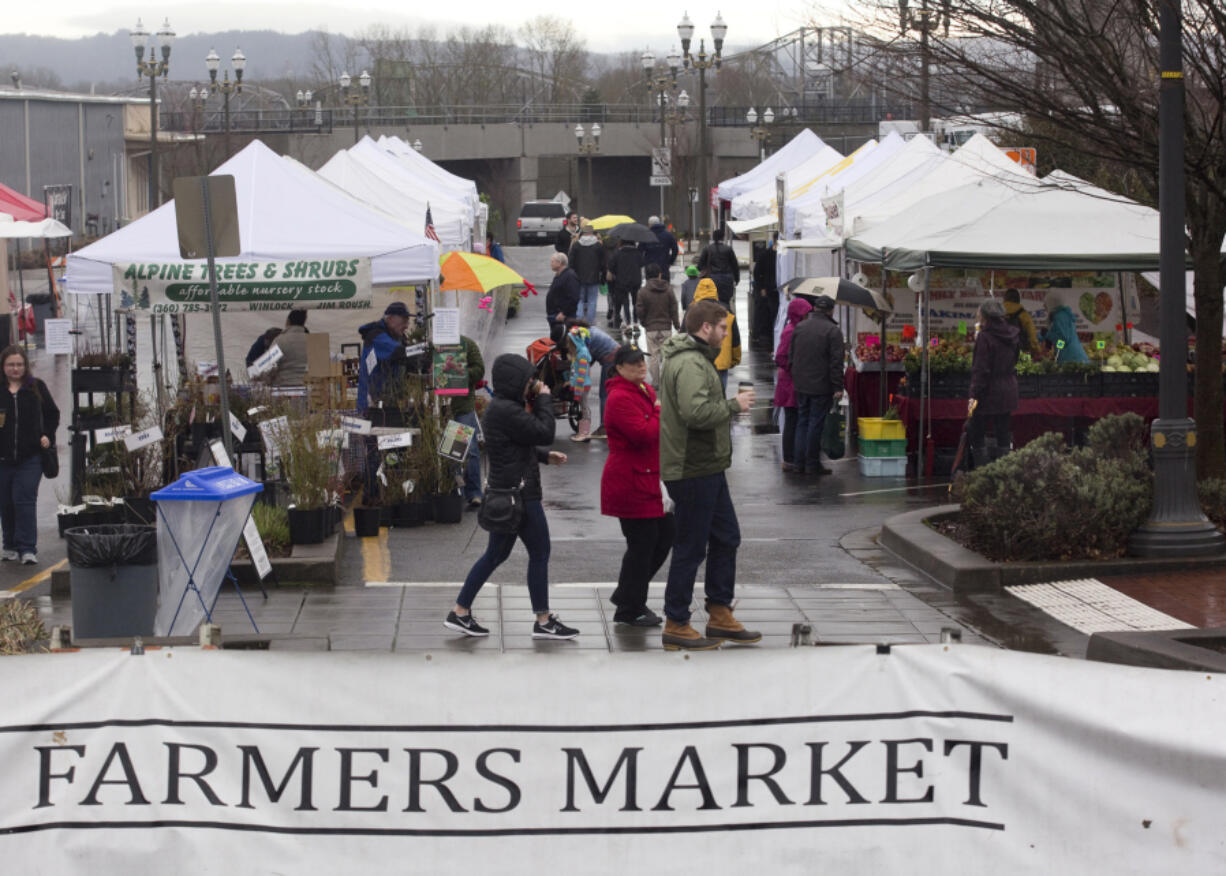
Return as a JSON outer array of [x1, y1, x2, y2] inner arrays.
[[35, 386, 58, 479], [477, 482, 524, 533]]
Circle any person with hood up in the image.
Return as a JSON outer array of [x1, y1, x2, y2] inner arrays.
[[788, 295, 844, 476], [635, 263, 681, 385], [601, 344, 670, 627], [969, 299, 1021, 466], [1002, 288, 1040, 355], [606, 237, 643, 329], [691, 277, 741, 390], [444, 353, 579, 641], [639, 215, 679, 281], [568, 222, 608, 323], [773, 297, 812, 471], [657, 299, 759, 650], [1042, 291, 1089, 365], [565, 325, 596, 442], [680, 264, 701, 312]]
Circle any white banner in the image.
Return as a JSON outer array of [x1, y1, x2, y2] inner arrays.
[[1, 646, 1223, 872], [110, 258, 373, 314]]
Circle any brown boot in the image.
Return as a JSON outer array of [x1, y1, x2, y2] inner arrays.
[[662, 618, 721, 651], [705, 602, 762, 645]]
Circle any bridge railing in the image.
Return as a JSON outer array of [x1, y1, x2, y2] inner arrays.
[[158, 100, 999, 134]]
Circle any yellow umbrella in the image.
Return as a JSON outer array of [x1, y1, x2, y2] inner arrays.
[[438, 250, 537, 295], [589, 214, 635, 231]]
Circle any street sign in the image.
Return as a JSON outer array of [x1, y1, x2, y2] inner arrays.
[[650, 148, 671, 187]]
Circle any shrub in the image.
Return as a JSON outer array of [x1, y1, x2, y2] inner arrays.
[[1200, 479, 1226, 529], [957, 415, 1153, 561], [250, 502, 290, 554]]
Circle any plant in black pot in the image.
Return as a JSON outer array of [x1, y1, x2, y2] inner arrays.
[[282, 412, 337, 545], [415, 391, 464, 525], [380, 450, 425, 528]]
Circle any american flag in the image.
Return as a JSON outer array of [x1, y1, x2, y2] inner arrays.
[[424, 204, 440, 243]]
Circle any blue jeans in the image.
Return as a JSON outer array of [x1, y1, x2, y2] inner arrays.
[[454, 410, 483, 502], [0, 455, 42, 554], [663, 473, 740, 623], [579, 285, 601, 323], [795, 393, 832, 472], [456, 499, 551, 613]]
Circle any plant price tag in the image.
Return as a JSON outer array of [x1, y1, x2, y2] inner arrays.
[[243, 516, 273, 580], [364, 348, 377, 375], [230, 412, 247, 442], [317, 429, 348, 449], [247, 343, 283, 377], [123, 426, 163, 452], [94, 424, 132, 445], [404, 342, 429, 358], [341, 415, 372, 435], [377, 432, 413, 450]]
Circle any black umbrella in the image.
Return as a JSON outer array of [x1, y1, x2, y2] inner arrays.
[[784, 276, 893, 313], [608, 222, 659, 244]]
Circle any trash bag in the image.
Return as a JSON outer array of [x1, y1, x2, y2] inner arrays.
[[822, 403, 846, 460], [65, 524, 158, 567]]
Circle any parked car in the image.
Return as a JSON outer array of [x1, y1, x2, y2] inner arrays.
[[516, 201, 567, 246]]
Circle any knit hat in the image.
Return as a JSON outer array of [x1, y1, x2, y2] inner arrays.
[[685, 265, 699, 278], [384, 301, 410, 318]]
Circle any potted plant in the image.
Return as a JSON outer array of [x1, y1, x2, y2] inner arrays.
[[281, 412, 336, 545], [72, 349, 132, 394], [380, 450, 425, 528], [417, 395, 464, 525], [352, 493, 382, 538]]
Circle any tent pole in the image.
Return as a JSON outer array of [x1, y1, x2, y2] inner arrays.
[[878, 266, 888, 414], [922, 266, 933, 478], [15, 239, 26, 354]]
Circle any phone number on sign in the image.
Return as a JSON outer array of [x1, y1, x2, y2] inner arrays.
[[151, 302, 228, 314]]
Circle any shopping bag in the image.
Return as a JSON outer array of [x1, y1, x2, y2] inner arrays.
[[822, 403, 846, 460]]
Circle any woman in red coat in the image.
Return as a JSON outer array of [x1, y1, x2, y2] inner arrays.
[[601, 344, 673, 626]]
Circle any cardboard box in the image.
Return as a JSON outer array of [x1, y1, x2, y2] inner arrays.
[[306, 332, 331, 378]]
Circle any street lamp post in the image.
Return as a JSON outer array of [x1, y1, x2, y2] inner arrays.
[[642, 48, 683, 219], [678, 11, 726, 240], [898, 0, 947, 133], [575, 123, 601, 216], [205, 47, 246, 160], [746, 106, 774, 162], [130, 17, 175, 211], [340, 70, 372, 144]]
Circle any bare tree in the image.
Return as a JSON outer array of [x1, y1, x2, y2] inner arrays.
[[519, 16, 589, 105], [850, 0, 1226, 476]]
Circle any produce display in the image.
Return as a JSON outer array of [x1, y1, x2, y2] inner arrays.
[[853, 343, 908, 364]]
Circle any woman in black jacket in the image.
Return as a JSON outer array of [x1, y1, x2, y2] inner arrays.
[[0, 345, 59, 564], [445, 354, 579, 641], [968, 299, 1020, 467]]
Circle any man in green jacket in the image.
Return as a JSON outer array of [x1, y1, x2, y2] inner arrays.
[[657, 298, 759, 651]]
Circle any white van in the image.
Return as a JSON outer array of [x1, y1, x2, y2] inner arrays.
[[516, 201, 567, 246]]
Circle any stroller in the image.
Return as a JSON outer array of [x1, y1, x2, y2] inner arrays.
[[526, 337, 583, 433]]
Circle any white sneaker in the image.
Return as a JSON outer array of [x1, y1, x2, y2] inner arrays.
[[20, 553, 37, 565], [0, 550, 17, 561]]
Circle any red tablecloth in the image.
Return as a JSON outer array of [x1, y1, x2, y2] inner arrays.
[[844, 365, 905, 420], [896, 394, 1191, 452]]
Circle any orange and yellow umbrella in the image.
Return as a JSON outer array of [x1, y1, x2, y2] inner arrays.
[[439, 251, 536, 295]]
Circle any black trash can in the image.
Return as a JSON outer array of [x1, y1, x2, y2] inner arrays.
[[66, 524, 159, 639]]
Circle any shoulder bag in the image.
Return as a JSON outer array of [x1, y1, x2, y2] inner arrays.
[[34, 383, 58, 479], [477, 481, 524, 533]]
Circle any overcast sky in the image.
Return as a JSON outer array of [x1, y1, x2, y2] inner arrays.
[[3, 2, 843, 53]]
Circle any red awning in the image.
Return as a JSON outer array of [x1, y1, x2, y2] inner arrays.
[[0, 181, 46, 221]]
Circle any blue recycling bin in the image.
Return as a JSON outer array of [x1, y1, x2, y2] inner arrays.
[[151, 466, 263, 636]]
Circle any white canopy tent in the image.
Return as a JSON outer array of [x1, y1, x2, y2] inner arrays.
[[839, 134, 1031, 237], [716, 129, 827, 203], [350, 138, 476, 241], [781, 132, 908, 235], [316, 148, 471, 249], [65, 140, 440, 294], [379, 136, 481, 214], [729, 140, 847, 221]]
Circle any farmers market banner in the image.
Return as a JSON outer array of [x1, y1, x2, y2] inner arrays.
[[110, 258, 373, 313], [1, 646, 1223, 872]]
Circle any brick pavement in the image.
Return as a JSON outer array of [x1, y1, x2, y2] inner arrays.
[[1099, 568, 1226, 628]]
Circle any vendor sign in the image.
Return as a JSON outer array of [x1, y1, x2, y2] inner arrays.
[[111, 258, 373, 314], [433, 344, 469, 396]]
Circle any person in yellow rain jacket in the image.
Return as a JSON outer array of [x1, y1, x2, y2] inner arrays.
[[692, 278, 741, 391]]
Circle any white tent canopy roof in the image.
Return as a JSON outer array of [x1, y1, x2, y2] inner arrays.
[[378, 136, 481, 212], [0, 214, 71, 238], [782, 132, 908, 234], [715, 129, 826, 203], [844, 134, 1030, 236], [848, 170, 1192, 272], [317, 148, 470, 249], [351, 138, 476, 225], [64, 140, 439, 294], [729, 140, 847, 221]]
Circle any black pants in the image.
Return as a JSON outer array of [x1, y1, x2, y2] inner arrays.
[[780, 406, 798, 464], [610, 288, 634, 325], [968, 410, 1012, 450], [611, 515, 675, 618]]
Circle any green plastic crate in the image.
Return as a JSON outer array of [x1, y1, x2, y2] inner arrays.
[[860, 438, 907, 457]]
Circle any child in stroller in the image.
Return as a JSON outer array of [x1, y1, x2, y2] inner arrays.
[[525, 337, 583, 434]]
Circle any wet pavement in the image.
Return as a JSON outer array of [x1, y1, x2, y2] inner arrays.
[[3, 248, 1211, 659]]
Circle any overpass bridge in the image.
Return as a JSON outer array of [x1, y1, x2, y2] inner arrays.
[[161, 102, 889, 239]]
